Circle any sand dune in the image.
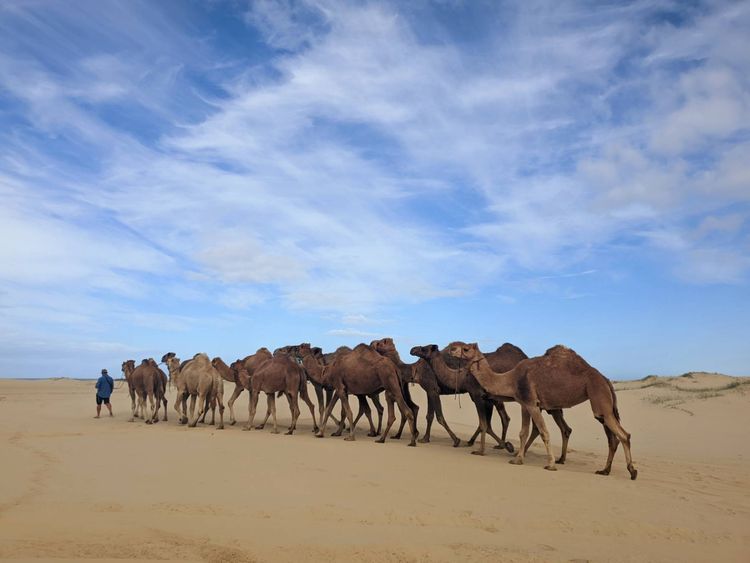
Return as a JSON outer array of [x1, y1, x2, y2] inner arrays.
[[0, 375, 748, 562]]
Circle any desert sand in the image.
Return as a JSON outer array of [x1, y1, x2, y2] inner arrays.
[[0, 373, 748, 562]]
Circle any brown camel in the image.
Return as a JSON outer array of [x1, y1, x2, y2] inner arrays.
[[316, 343, 417, 446], [243, 350, 318, 434], [210, 356, 251, 425], [409, 344, 514, 454], [292, 344, 384, 437], [450, 342, 637, 479], [146, 358, 169, 421], [163, 352, 225, 429], [369, 338, 422, 440], [412, 344, 574, 460], [121, 359, 164, 423]]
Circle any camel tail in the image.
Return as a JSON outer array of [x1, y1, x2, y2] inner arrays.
[[606, 377, 620, 421]]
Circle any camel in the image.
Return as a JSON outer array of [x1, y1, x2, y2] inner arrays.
[[450, 342, 637, 479], [163, 352, 225, 429], [292, 344, 385, 437], [412, 343, 574, 460], [243, 350, 318, 434], [146, 359, 169, 421], [316, 343, 417, 446], [120, 359, 164, 423], [121, 360, 139, 419], [369, 338, 422, 440], [409, 344, 514, 454], [210, 357, 251, 425]]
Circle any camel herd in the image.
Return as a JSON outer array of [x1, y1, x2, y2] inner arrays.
[[120, 339, 638, 480]]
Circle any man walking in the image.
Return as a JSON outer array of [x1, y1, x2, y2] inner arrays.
[[95, 368, 115, 418]]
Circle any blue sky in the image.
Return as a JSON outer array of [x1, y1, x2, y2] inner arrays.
[[1, 0, 748, 379]]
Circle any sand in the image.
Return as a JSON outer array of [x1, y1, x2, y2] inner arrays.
[[0, 373, 748, 562]]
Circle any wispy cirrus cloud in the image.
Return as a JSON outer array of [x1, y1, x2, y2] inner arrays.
[[0, 0, 748, 376]]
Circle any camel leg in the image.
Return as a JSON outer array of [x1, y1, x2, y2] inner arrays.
[[433, 396, 461, 447], [467, 426, 481, 446], [391, 388, 417, 447], [338, 389, 357, 441], [392, 384, 419, 440], [325, 387, 341, 427], [316, 391, 340, 437], [162, 397, 168, 421], [312, 383, 325, 432], [215, 384, 225, 430], [369, 393, 384, 435], [181, 394, 189, 424], [359, 395, 378, 436], [510, 408, 531, 465], [286, 392, 301, 435], [376, 393, 397, 444], [419, 398, 435, 443], [492, 403, 512, 450], [299, 386, 318, 432], [208, 396, 216, 425], [523, 422, 541, 455], [482, 401, 505, 447], [147, 392, 156, 424], [527, 407, 556, 470], [550, 410, 572, 464], [470, 400, 489, 456], [188, 394, 201, 427], [332, 402, 347, 437], [227, 385, 243, 425], [269, 394, 279, 434], [596, 423, 619, 476], [243, 391, 260, 431], [173, 393, 184, 423], [601, 413, 636, 480]]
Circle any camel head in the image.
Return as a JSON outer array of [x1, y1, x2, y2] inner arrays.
[[230, 359, 251, 389], [161, 352, 176, 363], [409, 344, 439, 360], [121, 359, 135, 378], [371, 337, 396, 355], [448, 342, 482, 362]]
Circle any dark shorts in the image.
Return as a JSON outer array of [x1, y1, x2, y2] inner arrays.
[[96, 395, 110, 405]]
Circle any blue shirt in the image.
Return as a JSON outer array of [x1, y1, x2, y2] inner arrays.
[[96, 375, 114, 398]]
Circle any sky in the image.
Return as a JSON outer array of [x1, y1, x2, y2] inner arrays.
[[0, 0, 748, 379]]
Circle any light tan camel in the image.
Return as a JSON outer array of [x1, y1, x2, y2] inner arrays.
[[163, 352, 225, 429], [450, 342, 637, 479], [316, 343, 417, 446], [121, 360, 139, 419], [243, 351, 318, 434], [121, 359, 163, 423], [147, 359, 168, 421]]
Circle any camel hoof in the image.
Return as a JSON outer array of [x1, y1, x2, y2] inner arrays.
[[255, 425, 265, 430], [504, 441, 515, 453], [556, 458, 566, 464], [344, 435, 355, 442], [217, 425, 224, 430], [509, 458, 524, 465], [367, 431, 378, 437], [595, 469, 610, 476], [230, 420, 236, 426], [628, 465, 638, 480], [408, 441, 416, 447], [331, 431, 343, 437], [391, 434, 402, 440], [285, 430, 293, 435], [374, 437, 385, 444], [452, 439, 461, 447], [242, 426, 251, 431], [466, 440, 476, 447], [128, 418, 134, 423], [418, 437, 430, 443], [471, 450, 485, 456], [544, 465, 557, 471]]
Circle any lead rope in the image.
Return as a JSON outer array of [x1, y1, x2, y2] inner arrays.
[[455, 355, 461, 408]]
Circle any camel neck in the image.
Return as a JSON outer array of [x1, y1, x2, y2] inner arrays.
[[468, 357, 515, 398], [428, 353, 464, 390], [303, 355, 324, 382]]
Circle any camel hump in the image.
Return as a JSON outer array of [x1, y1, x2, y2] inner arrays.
[[496, 342, 528, 358], [544, 344, 572, 356], [335, 346, 352, 354], [140, 359, 149, 366], [353, 343, 371, 352], [257, 347, 270, 354], [193, 352, 207, 359]]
